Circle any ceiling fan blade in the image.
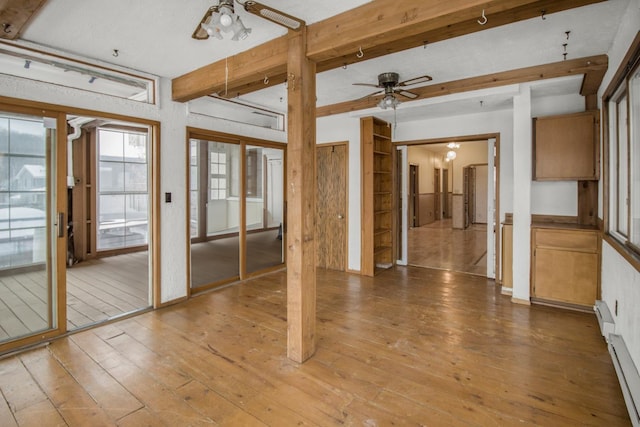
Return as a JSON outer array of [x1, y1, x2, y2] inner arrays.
[[192, 6, 216, 40], [243, 1, 305, 30], [398, 75, 433, 86], [395, 90, 419, 99], [358, 90, 384, 100], [353, 83, 381, 88]]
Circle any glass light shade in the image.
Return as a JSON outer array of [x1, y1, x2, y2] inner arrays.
[[231, 17, 252, 41], [446, 150, 457, 160], [378, 94, 400, 110], [219, 5, 235, 27]]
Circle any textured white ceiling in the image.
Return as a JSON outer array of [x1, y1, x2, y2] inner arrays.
[[17, 0, 631, 122]]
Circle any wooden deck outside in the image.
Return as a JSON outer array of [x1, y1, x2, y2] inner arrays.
[[0, 252, 149, 341], [0, 266, 630, 426]]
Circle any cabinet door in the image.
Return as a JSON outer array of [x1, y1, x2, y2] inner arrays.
[[533, 248, 598, 306], [533, 111, 597, 180]]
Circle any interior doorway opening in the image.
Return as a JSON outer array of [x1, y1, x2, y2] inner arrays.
[[397, 136, 499, 279]]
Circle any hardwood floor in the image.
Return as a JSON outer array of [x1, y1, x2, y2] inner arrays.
[[409, 219, 487, 276], [0, 266, 629, 426]]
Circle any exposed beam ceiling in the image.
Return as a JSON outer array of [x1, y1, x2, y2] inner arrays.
[[316, 55, 608, 117], [0, 0, 48, 40], [172, 0, 604, 103]]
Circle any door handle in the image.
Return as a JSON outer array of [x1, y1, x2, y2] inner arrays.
[[337, 214, 344, 219], [57, 212, 65, 238]]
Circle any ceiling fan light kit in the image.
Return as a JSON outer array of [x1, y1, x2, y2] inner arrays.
[[199, 0, 252, 41], [354, 72, 432, 110], [193, 0, 304, 41]]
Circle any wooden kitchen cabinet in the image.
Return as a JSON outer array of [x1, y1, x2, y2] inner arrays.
[[531, 227, 600, 308], [533, 110, 599, 181]]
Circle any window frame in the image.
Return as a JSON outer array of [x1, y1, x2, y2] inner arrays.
[[604, 33, 640, 269]]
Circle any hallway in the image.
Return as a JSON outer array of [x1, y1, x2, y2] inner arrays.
[[408, 219, 487, 276]]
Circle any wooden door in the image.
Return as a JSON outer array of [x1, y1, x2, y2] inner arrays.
[[442, 169, 450, 218], [434, 168, 441, 220], [316, 144, 347, 270], [409, 165, 419, 227]]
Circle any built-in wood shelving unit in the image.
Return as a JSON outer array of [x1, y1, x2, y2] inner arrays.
[[361, 116, 395, 276]]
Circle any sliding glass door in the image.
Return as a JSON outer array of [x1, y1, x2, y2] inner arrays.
[[188, 133, 285, 291], [0, 108, 64, 347], [245, 145, 284, 275]]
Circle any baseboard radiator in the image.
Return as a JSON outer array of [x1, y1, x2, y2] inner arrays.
[[608, 334, 640, 426], [594, 300, 615, 342]]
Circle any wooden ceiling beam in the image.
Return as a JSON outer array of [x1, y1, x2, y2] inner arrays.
[[0, 0, 48, 40], [172, 0, 605, 103], [172, 36, 288, 103], [316, 55, 608, 117]]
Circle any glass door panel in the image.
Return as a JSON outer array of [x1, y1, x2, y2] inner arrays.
[[0, 111, 58, 344], [190, 139, 241, 288], [245, 145, 284, 274]]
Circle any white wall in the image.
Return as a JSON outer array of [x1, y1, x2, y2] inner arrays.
[[448, 142, 488, 194], [598, 0, 640, 370]]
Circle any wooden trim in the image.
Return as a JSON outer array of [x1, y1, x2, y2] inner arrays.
[[150, 123, 161, 308], [190, 277, 241, 296], [531, 214, 579, 225], [601, 33, 640, 273], [239, 144, 247, 280], [186, 127, 287, 149], [0, 96, 160, 127], [55, 112, 67, 333], [185, 129, 193, 298], [603, 31, 640, 101], [172, 0, 603, 102], [317, 55, 607, 117]]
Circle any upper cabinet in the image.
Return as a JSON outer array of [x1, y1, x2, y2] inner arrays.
[[533, 110, 599, 181]]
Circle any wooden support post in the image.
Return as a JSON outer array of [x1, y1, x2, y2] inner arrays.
[[286, 27, 317, 363]]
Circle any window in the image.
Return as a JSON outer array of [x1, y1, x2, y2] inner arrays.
[[209, 144, 227, 200], [0, 42, 156, 104], [607, 56, 640, 254], [97, 128, 148, 250], [190, 140, 199, 238], [0, 114, 47, 269]]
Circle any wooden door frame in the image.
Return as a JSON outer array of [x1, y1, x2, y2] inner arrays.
[[186, 127, 287, 295], [316, 141, 349, 271], [396, 133, 501, 282]]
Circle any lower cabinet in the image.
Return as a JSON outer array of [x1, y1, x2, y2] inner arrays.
[[531, 227, 600, 308]]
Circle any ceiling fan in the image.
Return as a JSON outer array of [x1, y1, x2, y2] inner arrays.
[[354, 72, 433, 109], [192, 0, 305, 41]]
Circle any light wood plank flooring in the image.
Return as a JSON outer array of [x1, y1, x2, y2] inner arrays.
[[0, 252, 149, 341], [409, 219, 487, 276], [0, 267, 629, 426]]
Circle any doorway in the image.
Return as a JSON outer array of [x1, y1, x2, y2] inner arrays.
[[316, 142, 347, 271], [399, 137, 499, 278], [0, 103, 159, 355]]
